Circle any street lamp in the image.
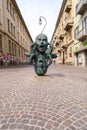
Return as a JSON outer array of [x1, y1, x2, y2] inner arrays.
[[39, 16, 47, 34]]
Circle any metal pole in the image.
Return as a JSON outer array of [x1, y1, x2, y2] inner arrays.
[[39, 16, 47, 34]]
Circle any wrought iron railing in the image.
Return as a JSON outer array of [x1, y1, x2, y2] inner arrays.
[[76, 28, 87, 40]]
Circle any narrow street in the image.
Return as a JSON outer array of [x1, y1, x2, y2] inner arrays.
[[0, 64, 87, 130]]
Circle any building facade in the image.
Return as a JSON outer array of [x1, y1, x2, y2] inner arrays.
[[74, 0, 87, 67], [52, 0, 75, 65], [0, 0, 33, 66]]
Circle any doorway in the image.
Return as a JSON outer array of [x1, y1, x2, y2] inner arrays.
[[63, 51, 65, 64]]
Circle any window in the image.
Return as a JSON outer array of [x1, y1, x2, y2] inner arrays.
[[10, 23, 15, 36], [12, 42, 14, 54], [18, 32, 19, 42], [69, 28, 72, 39], [9, 40, 11, 54], [11, 23, 13, 35], [7, 0, 9, 11], [14, 44, 16, 55], [0, 34, 2, 51], [7, 19, 10, 32], [69, 47, 72, 57], [82, 16, 87, 33], [19, 46, 20, 56], [21, 36, 22, 44], [75, 26, 79, 39], [7, 0, 15, 20], [13, 26, 15, 37], [0, 9, 1, 24], [13, 8, 14, 19], [75, 4, 78, 15], [10, 3, 12, 15]]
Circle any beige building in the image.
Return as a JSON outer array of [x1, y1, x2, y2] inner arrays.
[[52, 0, 75, 65], [74, 0, 87, 67], [0, 0, 33, 66]]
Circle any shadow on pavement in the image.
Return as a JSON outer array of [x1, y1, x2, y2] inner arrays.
[[45, 73, 65, 77]]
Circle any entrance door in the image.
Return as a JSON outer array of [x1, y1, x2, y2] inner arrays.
[[0, 34, 2, 50], [63, 51, 65, 64], [85, 50, 87, 65]]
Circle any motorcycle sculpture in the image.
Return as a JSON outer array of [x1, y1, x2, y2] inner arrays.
[[25, 34, 57, 76]]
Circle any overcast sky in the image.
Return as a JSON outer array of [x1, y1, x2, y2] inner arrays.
[[16, 0, 63, 42]]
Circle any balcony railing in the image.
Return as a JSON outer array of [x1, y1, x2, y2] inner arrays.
[[57, 47, 62, 52], [76, 0, 87, 15], [61, 44, 68, 49], [64, 18, 73, 31], [76, 28, 87, 41], [59, 33, 65, 40], [74, 41, 87, 53], [55, 40, 61, 47]]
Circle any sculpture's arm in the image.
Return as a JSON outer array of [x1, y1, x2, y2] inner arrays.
[[45, 43, 53, 54], [24, 52, 30, 57]]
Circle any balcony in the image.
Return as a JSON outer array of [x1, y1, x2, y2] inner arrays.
[[57, 47, 62, 52], [65, 1, 72, 13], [76, 28, 87, 41], [55, 40, 61, 47], [59, 33, 65, 40], [64, 18, 73, 31], [74, 41, 87, 53], [55, 42, 59, 47], [76, 0, 87, 15], [62, 45, 68, 49]]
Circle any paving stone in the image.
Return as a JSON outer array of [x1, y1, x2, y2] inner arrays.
[[17, 124, 24, 129], [9, 124, 17, 129], [1, 119, 8, 124], [35, 126, 41, 130], [23, 124, 30, 130], [38, 116, 47, 122], [62, 119, 72, 127], [69, 125, 77, 130], [29, 126, 35, 130], [30, 119, 38, 125], [38, 121, 45, 127], [8, 118, 15, 123], [22, 119, 29, 124], [45, 123, 52, 130], [0, 124, 9, 129], [0, 65, 87, 129]]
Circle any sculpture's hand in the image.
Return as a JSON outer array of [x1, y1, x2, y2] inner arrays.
[[47, 58, 52, 68], [51, 54, 57, 59], [24, 52, 30, 57]]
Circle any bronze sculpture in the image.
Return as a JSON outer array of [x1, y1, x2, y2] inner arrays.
[[25, 34, 57, 76]]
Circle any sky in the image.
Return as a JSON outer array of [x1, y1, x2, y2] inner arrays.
[[16, 0, 63, 42]]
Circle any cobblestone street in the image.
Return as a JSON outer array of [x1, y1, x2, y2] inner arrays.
[[0, 64, 87, 130]]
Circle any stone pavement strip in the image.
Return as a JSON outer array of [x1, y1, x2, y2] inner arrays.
[[0, 64, 87, 130]]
